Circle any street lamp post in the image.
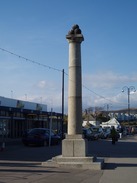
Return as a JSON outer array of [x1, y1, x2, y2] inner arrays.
[[104, 103, 112, 120], [104, 103, 112, 112], [122, 86, 136, 120], [61, 69, 64, 139]]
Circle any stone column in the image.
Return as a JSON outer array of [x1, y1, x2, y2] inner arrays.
[[67, 24, 84, 135], [62, 25, 87, 157], [42, 25, 104, 170]]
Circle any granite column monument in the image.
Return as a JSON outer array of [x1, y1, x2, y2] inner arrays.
[[42, 25, 104, 170], [62, 25, 87, 157]]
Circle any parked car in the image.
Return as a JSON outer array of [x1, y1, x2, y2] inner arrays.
[[100, 128, 111, 139], [82, 128, 98, 140], [91, 127, 103, 139], [22, 128, 61, 146], [56, 130, 66, 139]]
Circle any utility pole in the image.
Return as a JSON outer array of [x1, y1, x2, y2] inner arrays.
[[122, 86, 136, 121], [61, 69, 64, 139]]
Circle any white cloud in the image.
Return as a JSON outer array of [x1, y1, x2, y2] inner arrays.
[[37, 80, 46, 88], [14, 72, 137, 113], [82, 71, 137, 110], [83, 72, 137, 89]]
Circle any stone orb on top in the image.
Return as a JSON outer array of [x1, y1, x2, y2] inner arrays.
[[68, 24, 82, 35]]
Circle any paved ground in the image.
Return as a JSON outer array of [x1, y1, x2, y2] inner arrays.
[[0, 135, 137, 183]]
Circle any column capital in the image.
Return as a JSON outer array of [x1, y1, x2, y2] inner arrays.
[[66, 24, 84, 43]]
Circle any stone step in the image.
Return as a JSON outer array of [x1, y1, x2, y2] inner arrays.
[[42, 156, 104, 170], [52, 155, 96, 163]]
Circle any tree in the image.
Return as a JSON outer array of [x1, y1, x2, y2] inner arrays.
[[83, 106, 110, 122]]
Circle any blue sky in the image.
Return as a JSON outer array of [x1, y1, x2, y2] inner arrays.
[[0, 0, 137, 113]]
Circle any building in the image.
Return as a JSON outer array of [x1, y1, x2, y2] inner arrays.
[[100, 118, 121, 130], [0, 96, 62, 138]]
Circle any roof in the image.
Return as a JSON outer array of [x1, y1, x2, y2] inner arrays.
[[101, 118, 120, 128]]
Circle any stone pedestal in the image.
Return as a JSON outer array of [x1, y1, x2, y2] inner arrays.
[[62, 135, 88, 157], [42, 133, 104, 170]]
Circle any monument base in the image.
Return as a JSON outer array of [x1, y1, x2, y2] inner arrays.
[[62, 134, 88, 157], [42, 155, 104, 170], [42, 135, 104, 170]]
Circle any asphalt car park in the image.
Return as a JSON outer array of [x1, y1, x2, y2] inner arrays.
[[1, 134, 136, 161], [0, 139, 62, 162], [1, 135, 137, 183]]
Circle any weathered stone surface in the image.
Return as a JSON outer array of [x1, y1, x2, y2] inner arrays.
[[42, 156, 104, 170], [42, 25, 104, 170], [62, 137, 88, 157]]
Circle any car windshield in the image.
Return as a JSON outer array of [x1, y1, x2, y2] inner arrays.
[[28, 128, 55, 136]]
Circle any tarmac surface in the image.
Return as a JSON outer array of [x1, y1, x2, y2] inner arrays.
[[0, 135, 137, 183]]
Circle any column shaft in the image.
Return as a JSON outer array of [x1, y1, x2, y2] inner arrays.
[[68, 42, 82, 135]]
